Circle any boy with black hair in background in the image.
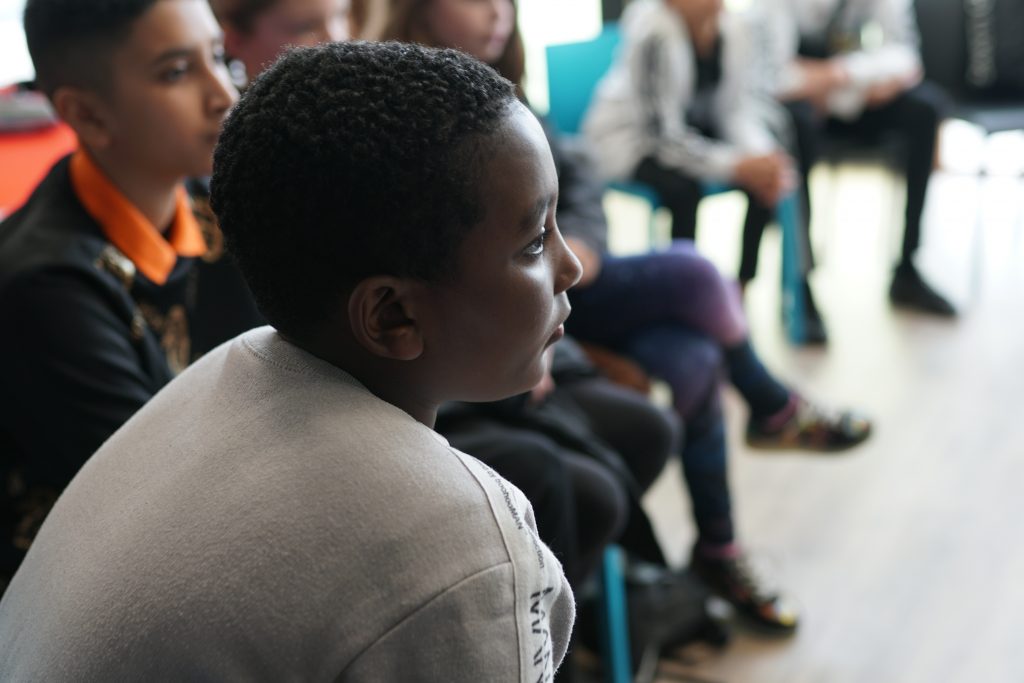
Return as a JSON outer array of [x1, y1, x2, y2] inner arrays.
[[0, 39, 579, 680], [0, 0, 246, 585]]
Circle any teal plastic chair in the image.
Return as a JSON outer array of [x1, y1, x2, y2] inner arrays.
[[546, 24, 663, 242], [598, 545, 632, 683], [546, 24, 807, 344], [546, 24, 621, 136]]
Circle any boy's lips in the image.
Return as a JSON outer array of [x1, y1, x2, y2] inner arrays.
[[546, 309, 570, 346], [547, 324, 565, 346]]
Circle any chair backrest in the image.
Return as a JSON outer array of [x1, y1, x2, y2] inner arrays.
[[545, 23, 622, 135]]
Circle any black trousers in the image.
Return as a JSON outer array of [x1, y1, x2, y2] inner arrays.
[[769, 80, 950, 277], [832, 81, 946, 263], [634, 156, 774, 283], [726, 101, 819, 282], [631, 82, 947, 281]]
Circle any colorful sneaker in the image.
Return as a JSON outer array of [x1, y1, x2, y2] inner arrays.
[[690, 547, 799, 635], [747, 396, 871, 452]]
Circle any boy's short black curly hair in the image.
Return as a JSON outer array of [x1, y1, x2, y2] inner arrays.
[[24, 0, 159, 95], [211, 41, 519, 339]]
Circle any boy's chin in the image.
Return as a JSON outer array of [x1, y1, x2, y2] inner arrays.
[[191, 160, 215, 179], [190, 146, 218, 178], [510, 366, 548, 401], [460, 365, 546, 404]]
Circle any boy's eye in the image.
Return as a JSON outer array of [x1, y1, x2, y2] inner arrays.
[[524, 228, 550, 257], [212, 46, 227, 65], [289, 20, 318, 35], [159, 61, 190, 83]]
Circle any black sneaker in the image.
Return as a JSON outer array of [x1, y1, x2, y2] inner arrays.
[[889, 264, 956, 316], [690, 547, 799, 635]]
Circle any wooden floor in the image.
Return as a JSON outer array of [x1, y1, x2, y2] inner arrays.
[[603, 135, 1024, 683]]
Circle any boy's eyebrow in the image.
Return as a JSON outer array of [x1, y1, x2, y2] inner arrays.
[[150, 38, 225, 66], [519, 193, 556, 233], [150, 47, 201, 65]]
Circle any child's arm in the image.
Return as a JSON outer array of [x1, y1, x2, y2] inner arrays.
[[717, 11, 795, 152], [337, 480, 575, 682], [713, 12, 798, 206], [0, 270, 163, 485], [733, 152, 795, 207]]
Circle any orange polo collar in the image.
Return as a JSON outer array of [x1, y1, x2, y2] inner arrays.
[[69, 150, 207, 285]]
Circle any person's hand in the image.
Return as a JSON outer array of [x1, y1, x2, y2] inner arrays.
[[564, 237, 602, 287], [797, 58, 849, 95], [864, 67, 922, 109], [529, 347, 557, 405], [788, 57, 849, 113], [732, 152, 796, 207]]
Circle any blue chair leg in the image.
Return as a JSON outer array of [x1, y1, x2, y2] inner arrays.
[[599, 545, 633, 683], [644, 199, 660, 247], [776, 193, 806, 344]]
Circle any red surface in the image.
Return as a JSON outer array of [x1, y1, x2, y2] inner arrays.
[[0, 122, 78, 217]]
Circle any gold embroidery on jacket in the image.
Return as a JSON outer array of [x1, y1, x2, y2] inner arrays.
[[5, 470, 58, 552], [191, 193, 225, 263], [137, 302, 191, 375], [94, 244, 136, 289]]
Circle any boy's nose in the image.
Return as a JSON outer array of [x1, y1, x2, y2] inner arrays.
[[208, 66, 238, 116], [554, 231, 583, 294], [319, 17, 349, 43]]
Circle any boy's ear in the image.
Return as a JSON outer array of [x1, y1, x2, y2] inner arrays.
[[50, 87, 113, 150], [348, 277, 425, 361]]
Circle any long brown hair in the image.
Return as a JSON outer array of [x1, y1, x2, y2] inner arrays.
[[369, 0, 526, 88]]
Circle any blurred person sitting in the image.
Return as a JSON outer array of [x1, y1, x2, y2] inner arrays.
[[758, 0, 955, 316], [0, 0, 241, 586], [582, 0, 837, 342]]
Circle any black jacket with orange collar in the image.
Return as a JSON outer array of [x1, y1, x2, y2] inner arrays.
[[0, 155, 262, 580]]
